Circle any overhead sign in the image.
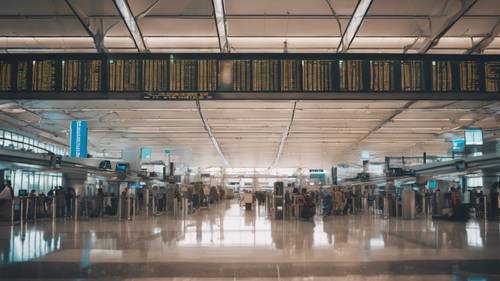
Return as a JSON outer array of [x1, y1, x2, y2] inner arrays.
[[452, 139, 465, 153], [361, 150, 370, 160], [141, 147, 152, 161], [309, 169, 325, 174], [69, 120, 88, 158], [143, 92, 211, 100]]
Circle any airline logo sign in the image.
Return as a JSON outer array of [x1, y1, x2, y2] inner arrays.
[[70, 120, 88, 158]]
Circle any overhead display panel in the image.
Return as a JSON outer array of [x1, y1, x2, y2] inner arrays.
[[465, 128, 483, 145], [0, 53, 499, 100]]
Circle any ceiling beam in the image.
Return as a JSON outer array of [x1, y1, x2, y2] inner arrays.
[[211, 0, 230, 52], [337, 101, 416, 161], [419, 0, 478, 53], [196, 100, 229, 166], [64, 0, 107, 53], [2, 14, 499, 20], [271, 101, 297, 167], [465, 18, 500, 54], [112, 0, 148, 53], [337, 0, 373, 53]]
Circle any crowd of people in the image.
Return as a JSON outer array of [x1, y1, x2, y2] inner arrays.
[[0, 181, 108, 221], [322, 187, 357, 216]]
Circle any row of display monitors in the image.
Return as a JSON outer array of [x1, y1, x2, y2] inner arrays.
[[0, 58, 499, 93]]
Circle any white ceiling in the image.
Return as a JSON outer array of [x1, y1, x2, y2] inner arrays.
[[0, 1, 499, 169], [0, 0, 499, 53], [0, 100, 499, 169]]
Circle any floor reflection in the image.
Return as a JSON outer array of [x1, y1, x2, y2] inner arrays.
[[0, 200, 498, 265], [0, 225, 61, 266]]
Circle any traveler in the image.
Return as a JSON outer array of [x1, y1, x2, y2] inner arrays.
[[28, 189, 36, 219], [55, 187, 66, 217], [451, 186, 461, 208], [65, 187, 75, 216], [302, 193, 316, 219], [0, 180, 14, 200], [489, 184, 499, 220], [96, 187, 104, 217], [322, 192, 333, 216], [333, 188, 344, 215], [0, 180, 14, 220]]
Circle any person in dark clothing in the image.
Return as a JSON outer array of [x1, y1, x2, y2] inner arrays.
[[344, 189, 353, 214], [489, 184, 499, 220], [55, 187, 66, 217], [322, 192, 333, 216], [96, 187, 104, 217], [65, 187, 75, 217], [0, 181, 14, 220], [0, 180, 14, 199], [302, 193, 316, 219], [284, 190, 292, 218], [28, 189, 36, 219]]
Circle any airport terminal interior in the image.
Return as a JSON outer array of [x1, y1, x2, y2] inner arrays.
[[1, 0, 500, 280]]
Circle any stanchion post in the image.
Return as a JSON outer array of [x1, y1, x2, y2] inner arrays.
[[52, 198, 56, 221], [484, 196, 487, 220], [127, 197, 131, 221], [145, 189, 149, 217], [132, 197, 136, 219], [74, 197, 78, 220], [10, 199, 14, 226], [25, 198, 30, 222], [34, 198, 37, 221], [383, 196, 389, 219], [152, 197, 156, 216], [117, 195, 122, 220], [20, 199, 24, 225]]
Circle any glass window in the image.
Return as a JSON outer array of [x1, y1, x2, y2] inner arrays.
[[20, 135, 26, 150], [33, 173, 40, 192], [41, 175, 47, 192], [28, 138, 34, 151], [28, 172, 34, 191], [11, 133, 18, 149], [13, 170, 22, 196], [34, 140, 40, 153], [4, 131, 11, 147]]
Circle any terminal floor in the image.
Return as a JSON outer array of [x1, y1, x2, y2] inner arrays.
[[1, 200, 500, 280]]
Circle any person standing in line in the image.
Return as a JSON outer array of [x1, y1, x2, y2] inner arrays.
[[55, 187, 66, 217], [0, 181, 14, 220], [65, 187, 75, 217], [96, 187, 104, 217], [0, 180, 14, 200], [489, 184, 499, 221]]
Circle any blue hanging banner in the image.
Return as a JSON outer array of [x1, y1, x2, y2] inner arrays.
[[69, 120, 88, 158]]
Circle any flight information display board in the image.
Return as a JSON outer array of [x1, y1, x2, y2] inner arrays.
[[0, 54, 498, 100]]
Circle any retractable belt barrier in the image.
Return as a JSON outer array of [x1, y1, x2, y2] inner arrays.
[[1, 196, 61, 225]]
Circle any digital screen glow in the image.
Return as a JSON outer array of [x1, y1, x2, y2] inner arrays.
[[452, 139, 465, 152], [465, 129, 483, 145]]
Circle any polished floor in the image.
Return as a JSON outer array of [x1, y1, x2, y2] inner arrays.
[[1, 200, 500, 280]]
